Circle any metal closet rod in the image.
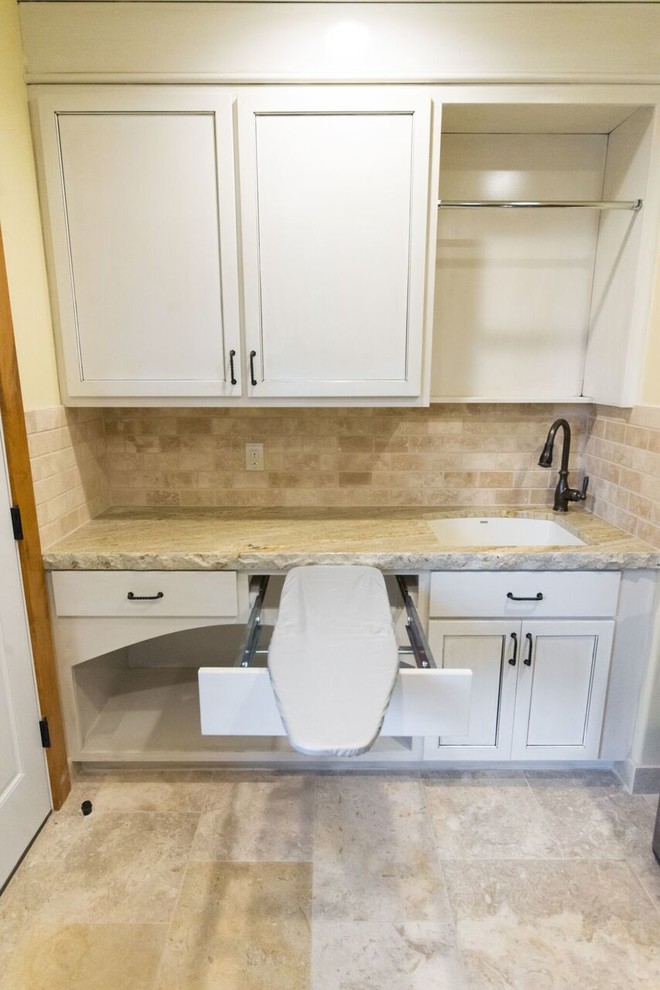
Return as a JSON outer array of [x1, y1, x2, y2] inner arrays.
[[438, 199, 643, 211]]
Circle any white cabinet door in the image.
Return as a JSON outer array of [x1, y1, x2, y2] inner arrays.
[[511, 620, 615, 760], [428, 619, 518, 759], [34, 88, 241, 399], [238, 90, 433, 398], [427, 617, 614, 762]]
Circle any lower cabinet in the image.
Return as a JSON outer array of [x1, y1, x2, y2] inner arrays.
[[425, 569, 621, 762], [427, 617, 615, 761], [48, 570, 427, 765], [48, 565, 620, 766]]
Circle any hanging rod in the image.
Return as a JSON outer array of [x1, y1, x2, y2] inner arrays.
[[438, 199, 643, 211]]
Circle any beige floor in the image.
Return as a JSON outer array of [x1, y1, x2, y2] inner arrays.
[[0, 769, 659, 990]]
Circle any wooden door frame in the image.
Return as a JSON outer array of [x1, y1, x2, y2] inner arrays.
[[0, 228, 70, 810]]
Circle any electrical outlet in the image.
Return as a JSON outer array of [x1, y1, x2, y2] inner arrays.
[[245, 442, 265, 471]]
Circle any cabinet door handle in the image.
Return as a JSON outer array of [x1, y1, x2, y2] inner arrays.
[[127, 591, 164, 601], [229, 349, 237, 386], [524, 632, 533, 666], [249, 350, 257, 387], [507, 592, 543, 602], [508, 632, 518, 666]]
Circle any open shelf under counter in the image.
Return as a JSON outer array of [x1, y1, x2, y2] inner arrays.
[[72, 658, 419, 765]]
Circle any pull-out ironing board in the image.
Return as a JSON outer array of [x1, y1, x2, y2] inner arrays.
[[199, 566, 472, 755], [268, 566, 399, 756]]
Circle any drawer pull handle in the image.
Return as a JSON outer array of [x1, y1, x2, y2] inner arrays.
[[524, 632, 533, 666], [508, 632, 518, 666], [507, 592, 543, 602], [229, 349, 237, 386], [127, 591, 164, 601]]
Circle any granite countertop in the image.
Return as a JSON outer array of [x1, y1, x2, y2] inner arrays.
[[41, 506, 660, 572]]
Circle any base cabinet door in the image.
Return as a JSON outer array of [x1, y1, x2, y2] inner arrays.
[[428, 620, 518, 760], [510, 620, 615, 760], [427, 617, 615, 762]]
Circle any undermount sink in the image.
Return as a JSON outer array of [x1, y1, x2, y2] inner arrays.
[[427, 516, 585, 548]]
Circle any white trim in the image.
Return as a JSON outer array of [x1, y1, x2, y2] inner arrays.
[[24, 74, 660, 87], [19, 3, 660, 84]]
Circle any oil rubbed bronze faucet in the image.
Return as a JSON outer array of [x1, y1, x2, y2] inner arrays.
[[538, 418, 589, 512]]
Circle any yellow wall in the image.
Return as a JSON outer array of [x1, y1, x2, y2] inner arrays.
[[0, 0, 59, 410]]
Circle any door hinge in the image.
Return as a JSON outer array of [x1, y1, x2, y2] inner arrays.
[[39, 718, 51, 749], [10, 505, 23, 541]]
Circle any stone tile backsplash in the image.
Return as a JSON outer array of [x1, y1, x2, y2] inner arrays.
[[24, 406, 111, 549], [584, 405, 660, 550], [100, 404, 588, 511], [24, 402, 660, 549]]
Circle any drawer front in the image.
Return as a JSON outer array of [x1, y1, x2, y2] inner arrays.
[[198, 668, 472, 738], [52, 570, 238, 618], [429, 571, 620, 619]]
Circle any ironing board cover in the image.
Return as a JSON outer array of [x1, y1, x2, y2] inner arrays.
[[267, 565, 399, 756]]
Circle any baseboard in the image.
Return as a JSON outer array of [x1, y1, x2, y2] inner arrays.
[[614, 759, 660, 794]]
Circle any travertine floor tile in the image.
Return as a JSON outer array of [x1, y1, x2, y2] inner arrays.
[[1, 923, 167, 990], [444, 859, 660, 990], [1, 811, 198, 925], [154, 861, 311, 990], [424, 772, 558, 859], [0, 886, 29, 978], [313, 776, 450, 922], [191, 776, 314, 861], [311, 922, 466, 990], [4, 769, 659, 990], [527, 775, 657, 860], [629, 850, 660, 911], [92, 778, 212, 814]]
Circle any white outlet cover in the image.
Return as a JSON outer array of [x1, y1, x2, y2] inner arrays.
[[245, 442, 264, 471]]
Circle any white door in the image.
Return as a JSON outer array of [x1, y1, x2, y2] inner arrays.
[[428, 619, 518, 760], [0, 423, 51, 890], [34, 87, 241, 399], [511, 620, 615, 760], [238, 89, 432, 398]]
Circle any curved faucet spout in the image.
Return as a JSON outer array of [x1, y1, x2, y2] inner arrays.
[[538, 419, 588, 512]]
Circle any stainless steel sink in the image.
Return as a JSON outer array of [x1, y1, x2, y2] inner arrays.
[[427, 516, 585, 547]]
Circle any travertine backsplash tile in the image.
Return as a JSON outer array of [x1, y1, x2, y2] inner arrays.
[[584, 405, 660, 549], [24, 407, 111, 548], [24, 401, 660, 549], [101, 404, 589, 512]]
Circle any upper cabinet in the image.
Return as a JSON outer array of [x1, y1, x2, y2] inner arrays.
[[33, 89, 242, 401], [21, 4, 660, 410], [30, 86, 660, 409], [32, 86, 437, 406], [431, 102, 660, 406], [237, 91, 433, 399]]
